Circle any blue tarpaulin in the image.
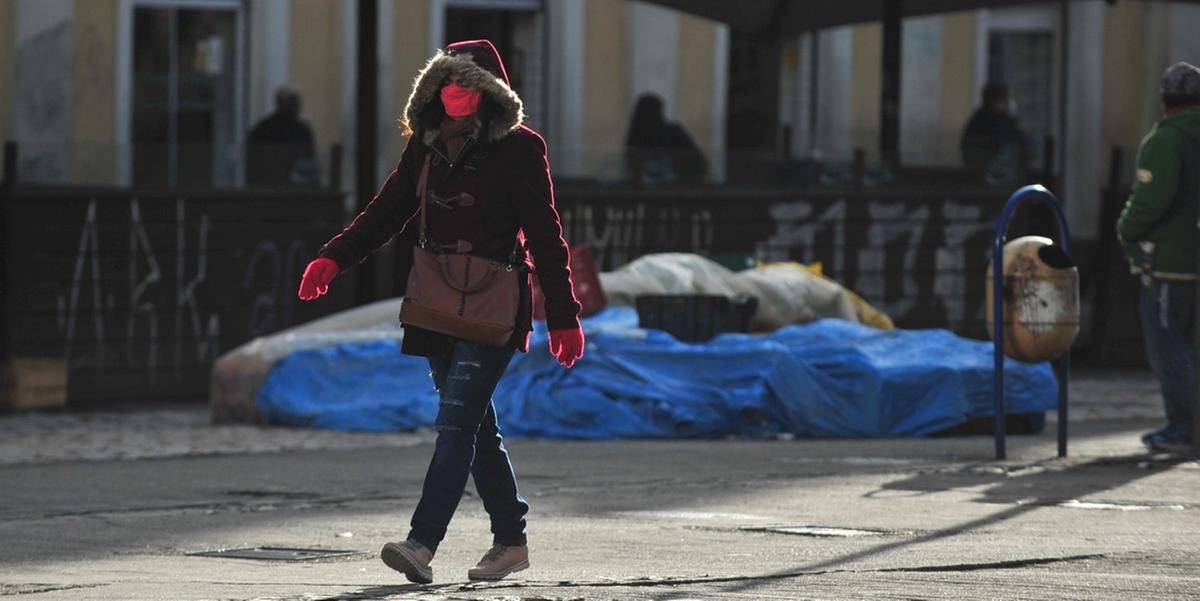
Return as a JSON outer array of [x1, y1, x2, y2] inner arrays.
[[256, 308, 1057, 438]]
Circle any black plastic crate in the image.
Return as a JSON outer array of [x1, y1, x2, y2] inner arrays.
[[635, 294, 758, 343]]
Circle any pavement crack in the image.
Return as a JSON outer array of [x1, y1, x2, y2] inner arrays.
[[628, 552, 1105, 585], [225, 489, 323, 500], [3, 493, 415, 523], [874, 553, 1107, 573], [0, 583, 107, 596]]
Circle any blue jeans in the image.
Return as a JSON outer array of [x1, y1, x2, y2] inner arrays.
[[1139, 280, 1196, 438], [407, 341, 528, 553]]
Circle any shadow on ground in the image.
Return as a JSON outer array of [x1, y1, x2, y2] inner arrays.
[[697, 451, 1189, 599]]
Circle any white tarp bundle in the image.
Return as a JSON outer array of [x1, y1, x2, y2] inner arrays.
[[598, 253, 885, 331]]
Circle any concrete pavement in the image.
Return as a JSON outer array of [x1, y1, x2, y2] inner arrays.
[[0, 370, 1197, 600]]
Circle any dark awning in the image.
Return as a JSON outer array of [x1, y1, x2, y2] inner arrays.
[[639, 0, 1193, 35]]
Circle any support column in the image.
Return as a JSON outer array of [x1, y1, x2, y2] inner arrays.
[[354, 0, 379, 304], [630, 2, 680, 116], [0, 1, 13, 149], [1167, 2, 1200, 65], [815, 27, 853, 160], [711, 23, 729, 182], [900, 16, 943, 165], [880, 0, 902, 167], [339, 0, 357, 201], [250, 0, 290, 121], [546, 0, 585, 176], [1062, 0, 1104, 240]]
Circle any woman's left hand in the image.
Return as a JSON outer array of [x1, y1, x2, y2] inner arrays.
[[548, 327, 585, 368]]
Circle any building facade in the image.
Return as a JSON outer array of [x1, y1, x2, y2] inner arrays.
[[1, 0, 1198, 240], [781, 1, 1200, 238], [0, 0, 728, 190]]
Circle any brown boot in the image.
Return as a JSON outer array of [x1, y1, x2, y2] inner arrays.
[[380, 540, 434, 584], [467, 544, 530, 581]]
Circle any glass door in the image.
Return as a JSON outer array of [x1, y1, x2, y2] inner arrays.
[[131, 4, 240, 188]]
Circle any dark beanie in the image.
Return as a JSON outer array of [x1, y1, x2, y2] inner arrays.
[[1161, 62, 1200, 97]]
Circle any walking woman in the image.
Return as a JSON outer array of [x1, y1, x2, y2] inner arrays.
[[296, 39, 584, 583]]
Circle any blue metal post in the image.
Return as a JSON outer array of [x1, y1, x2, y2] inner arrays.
[[992, 214, 1010, 460], [1195, 210, 1200, 462], [992, 185, 1073, 460]]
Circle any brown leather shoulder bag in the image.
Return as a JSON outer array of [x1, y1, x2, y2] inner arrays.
[[398, 153, 522, 346]]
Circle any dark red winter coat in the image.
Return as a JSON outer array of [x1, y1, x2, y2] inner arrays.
[[319, 39, 581, 356]]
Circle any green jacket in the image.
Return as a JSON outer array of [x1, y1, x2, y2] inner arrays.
[[1117, 108, 1200, 280]]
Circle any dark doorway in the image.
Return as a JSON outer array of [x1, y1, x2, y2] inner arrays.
[[726, 31, 782, 184], [445, 8, 516, 70]]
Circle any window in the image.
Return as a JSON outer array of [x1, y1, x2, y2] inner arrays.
[[129, 3, 241, 187]]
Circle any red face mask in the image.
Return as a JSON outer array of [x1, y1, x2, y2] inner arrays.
[[441, 83, 482, 118]]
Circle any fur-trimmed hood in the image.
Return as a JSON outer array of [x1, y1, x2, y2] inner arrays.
[[402, 39, 525, 146]]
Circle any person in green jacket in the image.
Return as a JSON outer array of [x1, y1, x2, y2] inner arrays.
[[1117, 61, 1200, 453]]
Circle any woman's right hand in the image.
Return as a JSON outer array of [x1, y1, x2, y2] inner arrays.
[[297, 258, 340, 301]]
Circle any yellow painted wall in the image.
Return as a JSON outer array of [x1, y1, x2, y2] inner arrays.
[[0, 1, 13, 148], [72, 0, 118, 184], [850, 23, 881, 158], [676, 12, 715, 168], [582, 0, 631, 176], [938, 11, 976, 154], [288, 0, 342, 185], [1101, 0, 1155, 177], [390, 0, 430, 163]]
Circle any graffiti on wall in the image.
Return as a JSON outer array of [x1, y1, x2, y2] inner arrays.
[[7, 192, 347, 402], [560, 203, 716, 270], [242, 239, 312, 339], [57, 199, 225, 371], [756, 198, 997, 331]]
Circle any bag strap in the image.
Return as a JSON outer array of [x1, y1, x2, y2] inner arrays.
[[417, 153, 432, 247], [507, 234, 523, 266]]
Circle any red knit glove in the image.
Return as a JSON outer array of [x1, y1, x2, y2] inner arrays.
[[549, 327, 585, 369], [297, 258, 339, 301]]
